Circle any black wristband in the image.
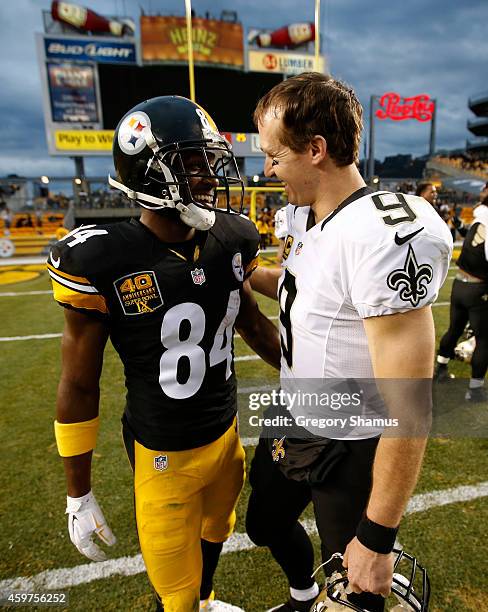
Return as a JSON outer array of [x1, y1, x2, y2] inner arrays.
[[356, 516, 399, 554]]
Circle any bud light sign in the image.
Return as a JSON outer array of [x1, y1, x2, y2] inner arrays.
[[44, 37, 136, 64]]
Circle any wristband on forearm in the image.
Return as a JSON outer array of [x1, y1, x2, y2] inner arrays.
[[54, 416, 100, 457], [356, 515, 399, 554]]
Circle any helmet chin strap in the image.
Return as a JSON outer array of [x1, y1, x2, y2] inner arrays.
[[108, 174, 216, 230], [177, 202, 215, 231]]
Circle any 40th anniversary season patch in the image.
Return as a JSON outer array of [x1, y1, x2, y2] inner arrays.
[[114, 271, 163, 315]]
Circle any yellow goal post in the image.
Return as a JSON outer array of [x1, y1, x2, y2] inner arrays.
[[217, 186, 285, 223]]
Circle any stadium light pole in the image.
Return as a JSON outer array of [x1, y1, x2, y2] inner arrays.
[[362, 136, 368, 180], [368, 95, 378, 181], [314, 0, 321, 71], [184, 0, 196, 102], [429, 99, 437, 157]]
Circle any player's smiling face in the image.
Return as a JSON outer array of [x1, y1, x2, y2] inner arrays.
[[258, 110, 316, 206], [180, 150, 219, 206]]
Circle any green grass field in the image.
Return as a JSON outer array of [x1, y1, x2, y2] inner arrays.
[[0, 258, 487, 611]]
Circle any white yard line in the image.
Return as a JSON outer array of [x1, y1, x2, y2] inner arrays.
[[0, 290, 53, 297], [0, 333, 62, 342], [0, 257, 47, 266], [237, 385, 277, 394], [234, 355, 261, 362], [240, 437, 259, 447], [1, 481, 486, 593], [405, 481, 488, 514]]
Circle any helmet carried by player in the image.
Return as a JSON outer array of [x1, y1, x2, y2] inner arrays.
[[311, 549, 430, 611], [109, 96, 244, 230]]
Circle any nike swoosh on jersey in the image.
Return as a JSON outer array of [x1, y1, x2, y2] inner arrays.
[[394, 227, 424, 245], [50, 252, 61, 268]]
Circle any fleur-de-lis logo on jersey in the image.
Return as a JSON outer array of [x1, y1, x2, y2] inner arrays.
[[272, 436, 286, 462], [387, 244, 433, 307]]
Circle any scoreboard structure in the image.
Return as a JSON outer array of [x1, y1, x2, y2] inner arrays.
[[36, 9, 325, 159], [36, 31, 138, 156], [97, 64, 282, 134]]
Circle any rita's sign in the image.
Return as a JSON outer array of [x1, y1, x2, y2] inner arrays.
[[376, 92, 435, 122]]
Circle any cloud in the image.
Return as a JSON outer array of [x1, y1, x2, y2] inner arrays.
[[0, 0, 487, 175], [327, 1, 488, 157]]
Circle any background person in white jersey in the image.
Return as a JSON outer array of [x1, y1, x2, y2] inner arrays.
[[246, 73, 452, 612], [273, 205, 289, 264]]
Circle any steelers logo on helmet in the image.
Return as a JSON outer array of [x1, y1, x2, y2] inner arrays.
[[118, 111, 151, 155]]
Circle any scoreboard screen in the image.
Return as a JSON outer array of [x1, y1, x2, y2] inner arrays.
[[98, 64, 283, 132]]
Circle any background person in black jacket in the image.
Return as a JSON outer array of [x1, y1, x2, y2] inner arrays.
[[435, 182, 488, 402]]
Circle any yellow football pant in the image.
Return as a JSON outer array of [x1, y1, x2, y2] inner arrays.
[[133, 420, 245, 612]]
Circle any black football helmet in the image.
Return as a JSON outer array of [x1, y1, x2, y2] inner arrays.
[[311, 549, 430, 611], [108, 96, 244, 230]]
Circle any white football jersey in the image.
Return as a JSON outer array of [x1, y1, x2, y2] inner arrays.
[[277, 187, 453, 439], [274, 206, 289, 240]]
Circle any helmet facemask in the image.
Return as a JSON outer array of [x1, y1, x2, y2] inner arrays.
[[157, 139, 244, 215], [311, 550, 430, 612]]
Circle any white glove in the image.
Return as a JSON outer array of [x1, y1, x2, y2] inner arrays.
[[66, 490, 116, 562]]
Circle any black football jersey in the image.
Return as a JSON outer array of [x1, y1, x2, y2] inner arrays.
[[48, 214, 259, 451], [456, 221, 488, 281]]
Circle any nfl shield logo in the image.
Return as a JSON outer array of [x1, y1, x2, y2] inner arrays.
[[154, 455, 168, 471], [191, 268, 206, 285]]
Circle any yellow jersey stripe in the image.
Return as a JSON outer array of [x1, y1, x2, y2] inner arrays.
[[48, 268, 98, 294], [51, 278, 109, 314], [46, 262, 91, 285], [167, 248, 187, 261]]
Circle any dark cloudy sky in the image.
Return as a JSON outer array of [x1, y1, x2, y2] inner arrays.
[[0, 0, 487, 178]]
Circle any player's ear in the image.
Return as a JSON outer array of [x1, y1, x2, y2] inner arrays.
[[310, 135, 327, 165]]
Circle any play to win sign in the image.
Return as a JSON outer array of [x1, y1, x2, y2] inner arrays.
[[54, 130, 114, 152]]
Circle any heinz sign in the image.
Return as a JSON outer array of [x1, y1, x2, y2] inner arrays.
[[376, 92, 435, 122]]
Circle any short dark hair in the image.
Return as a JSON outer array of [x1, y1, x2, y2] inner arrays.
[[253, 72, 363, 167], [415, 181, 433, 197]]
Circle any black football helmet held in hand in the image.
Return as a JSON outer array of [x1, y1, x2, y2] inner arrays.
[[311, 549, 430, 611], [109, 96, 244, 230]]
